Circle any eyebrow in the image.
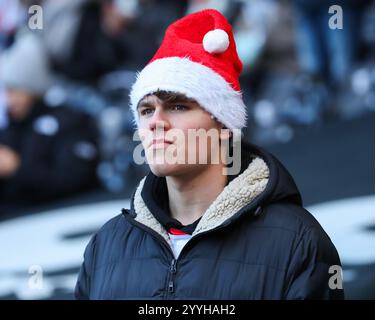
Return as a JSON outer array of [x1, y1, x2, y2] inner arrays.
[[137, 101, 154, 109], [163, 95, 196, 104], [137, 96, 197, 110]]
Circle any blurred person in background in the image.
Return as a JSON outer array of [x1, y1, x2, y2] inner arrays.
[[42, 0, 188, 84], [293, 0, 372, 90], [42, 0, 135, 84], [0, 32, 99, 212]]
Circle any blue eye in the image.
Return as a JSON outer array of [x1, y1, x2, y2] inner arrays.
[[170, 105, 188, 111], [140, 108, 153, 116]]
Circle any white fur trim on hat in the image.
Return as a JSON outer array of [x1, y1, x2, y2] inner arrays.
[[203, 29, 229, 54], [129, 57, 247, 129]]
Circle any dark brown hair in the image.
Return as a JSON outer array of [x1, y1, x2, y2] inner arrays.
[[137, 90, 198, 109]]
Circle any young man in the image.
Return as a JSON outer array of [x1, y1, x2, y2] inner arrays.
[[76, 9, 344, 300]]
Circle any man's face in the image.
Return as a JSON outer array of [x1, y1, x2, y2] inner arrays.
[[5, 88, 36, 121], [137, 93, 227, 177]]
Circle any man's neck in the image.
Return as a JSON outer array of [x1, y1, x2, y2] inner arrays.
[[166, 164, 227, 226]]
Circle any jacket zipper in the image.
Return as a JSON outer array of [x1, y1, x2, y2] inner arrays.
[[165, 258, 177, 299], [122, 210, 177, 299]]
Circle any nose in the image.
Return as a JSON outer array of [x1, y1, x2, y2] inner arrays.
[[148, 108, 170, 132]]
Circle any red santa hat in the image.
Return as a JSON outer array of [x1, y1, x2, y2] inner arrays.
[[129, 9, 247, 130]]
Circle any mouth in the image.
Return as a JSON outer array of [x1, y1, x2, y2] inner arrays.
[[149, 139, 173, 149]]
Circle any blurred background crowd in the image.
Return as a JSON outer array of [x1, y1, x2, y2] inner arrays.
[[0, 0, 374, 299]]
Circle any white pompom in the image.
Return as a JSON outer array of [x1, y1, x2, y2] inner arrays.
[[203, 29, 229, 54]]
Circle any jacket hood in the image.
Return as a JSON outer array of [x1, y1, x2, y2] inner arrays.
[[128, 141, 302, 247], [243, 142, 303, 206]]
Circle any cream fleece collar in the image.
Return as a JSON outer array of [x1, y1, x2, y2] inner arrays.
[[133, 157, 270, 248]]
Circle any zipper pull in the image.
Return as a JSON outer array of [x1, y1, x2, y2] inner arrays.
[[170, 259, 177, 273], [168, 280, 174, 293]]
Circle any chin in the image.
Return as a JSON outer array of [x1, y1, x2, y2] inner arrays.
[[149, 163, 191, 178]]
